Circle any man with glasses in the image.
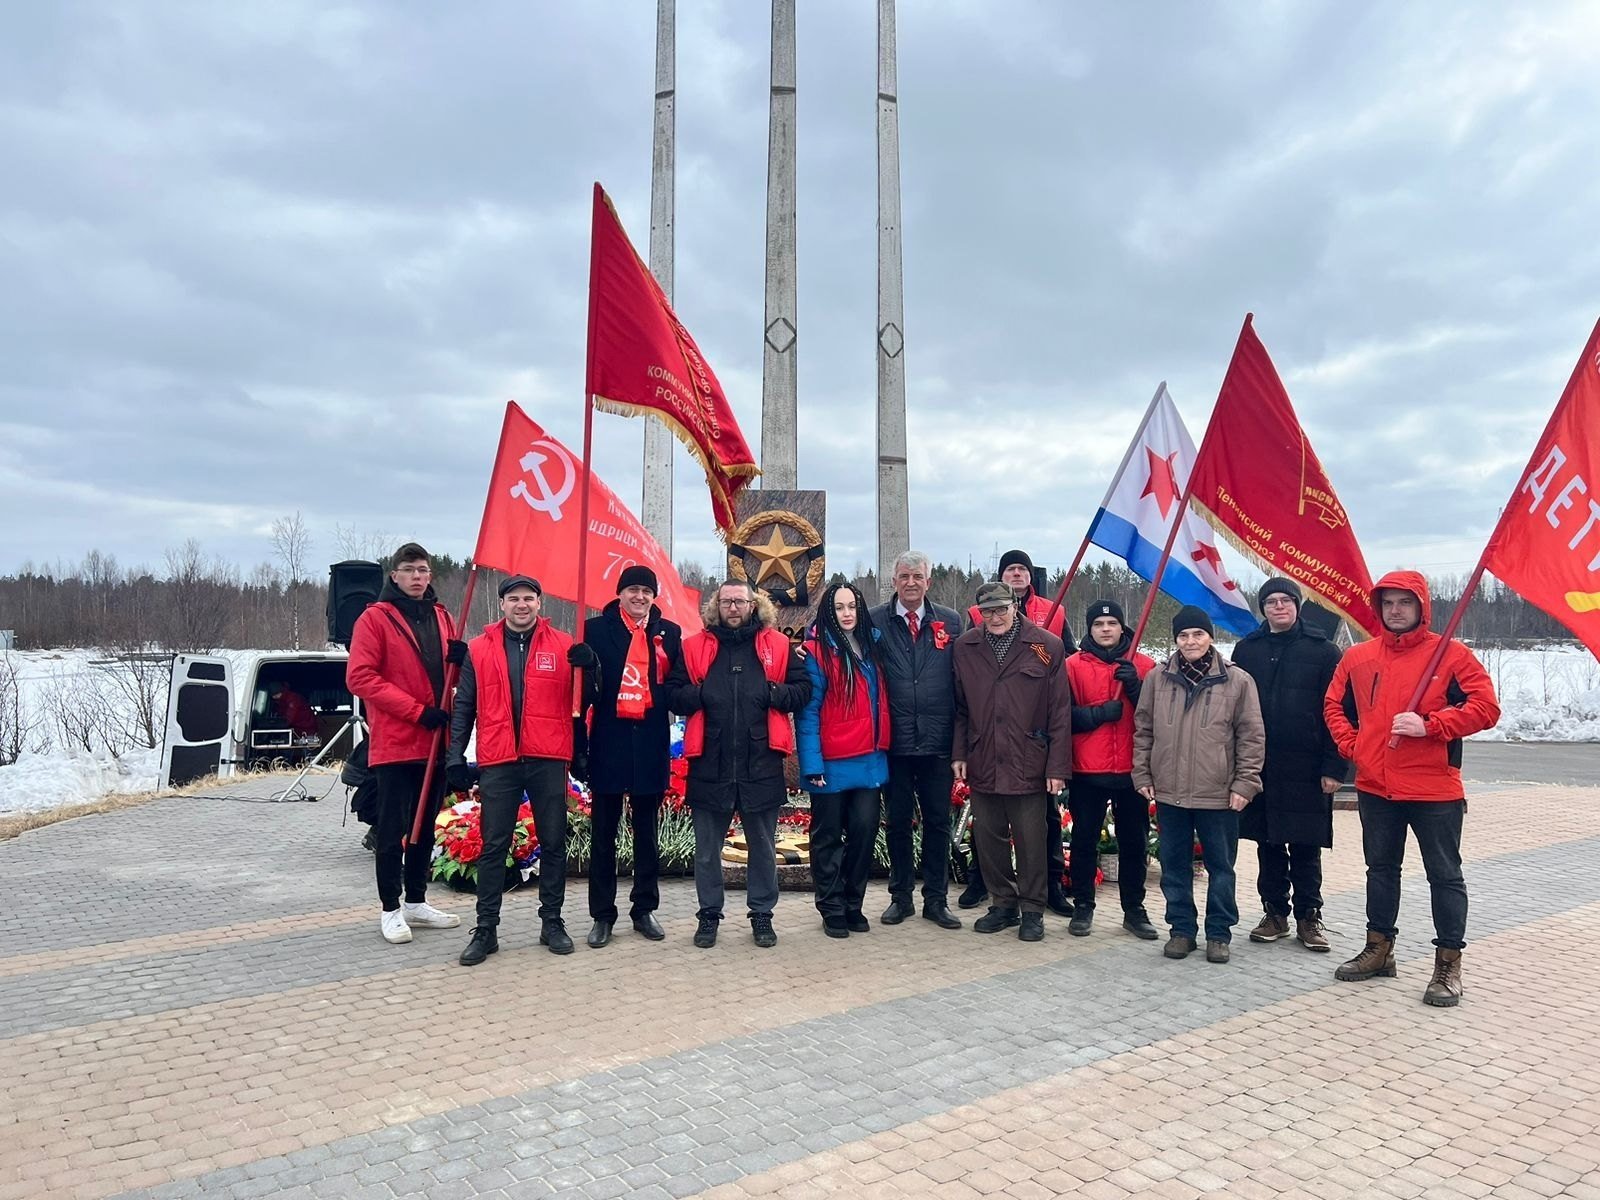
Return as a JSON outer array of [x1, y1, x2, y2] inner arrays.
[[869, 549, 966, 930], [1231, 578, 1346, 953], [347, 542, 467, 945], [666, 580, 811, 949]]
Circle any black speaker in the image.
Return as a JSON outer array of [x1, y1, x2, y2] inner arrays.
[[1299, 598, 1344, 642], [327, 560, 384, 646]]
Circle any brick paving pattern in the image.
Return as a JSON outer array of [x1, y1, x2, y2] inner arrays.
[[0, 769, 1596, 1199]]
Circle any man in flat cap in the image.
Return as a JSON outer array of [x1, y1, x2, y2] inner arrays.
[[447, 575, 598, 964]]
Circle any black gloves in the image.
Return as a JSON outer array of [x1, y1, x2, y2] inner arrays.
[[1093, 699, 1124, 724], [446, 639, 468, 666], [569, 752, 589, 784], [567, 643, 599, 670], [1113, 660, 1141, 703], [418, 706, 450, 731], [444, 762, 478, 795]]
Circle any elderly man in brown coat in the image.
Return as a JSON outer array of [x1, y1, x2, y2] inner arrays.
[[1134, 605, 1266, 965], [952, 582, 1074, 942]]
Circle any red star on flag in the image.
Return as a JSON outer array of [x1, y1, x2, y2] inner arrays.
[[1189, 542, 1238, 590], [1140, 448, 1181, 518]]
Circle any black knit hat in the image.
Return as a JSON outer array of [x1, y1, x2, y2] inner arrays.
[[1172, 605, 1213, 638], [1257, 576, 1302, 610], [616, 565, 659, 595], [1085, 598, 1127, 629], [997, 549, 1033, 574]]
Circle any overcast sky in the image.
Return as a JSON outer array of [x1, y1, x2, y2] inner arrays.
[[3, 1, 1597, 591]]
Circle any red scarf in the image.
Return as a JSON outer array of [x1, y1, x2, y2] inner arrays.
[[616, 614, 654, 720]]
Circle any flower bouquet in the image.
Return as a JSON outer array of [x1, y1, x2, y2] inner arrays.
[[432, 797, 540, 892]]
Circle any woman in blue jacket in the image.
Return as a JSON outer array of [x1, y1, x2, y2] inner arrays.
[[799, 581, 891, 937]]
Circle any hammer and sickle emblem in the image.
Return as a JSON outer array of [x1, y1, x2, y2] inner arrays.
[[621, 663, 646, 689], [509, 440, 576, 521]]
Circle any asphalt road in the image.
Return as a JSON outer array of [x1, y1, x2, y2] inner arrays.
[[1462, 740, 1600, 786]]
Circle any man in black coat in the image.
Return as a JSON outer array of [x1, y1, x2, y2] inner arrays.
[[868, 550, 966, 930], [665, 580, 811, 949], [1231, 577, 1347, 952], [578, 565, 683, 949]]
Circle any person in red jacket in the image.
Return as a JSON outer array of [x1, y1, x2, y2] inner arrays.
[[1064, 599, 1158, 940], [446, 576, 598, 965], [1324, 570, 1500, 1007], [345, 543, 466, 946]]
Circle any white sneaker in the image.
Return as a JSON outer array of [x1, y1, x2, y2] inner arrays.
[[381, 909, 413, 943], [402, 901, 460, 929]]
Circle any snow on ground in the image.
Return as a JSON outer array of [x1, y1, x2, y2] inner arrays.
[[2, 643, 1598, 816]]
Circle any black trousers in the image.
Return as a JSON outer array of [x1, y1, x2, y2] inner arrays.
[[477, 758, 569, 926], [809, 788, 881, 919], [588, 791, 663, 922], [373, 761, 443, 911], [968, 793, 1068, 899], [1358, 791, 1468, 949], [884, 755, 953, 903], [1256, 842, 1324, 918], [1066, 781, 1149, 914]]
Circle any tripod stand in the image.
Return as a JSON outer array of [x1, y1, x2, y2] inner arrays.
[[270, 700, 365, 803]]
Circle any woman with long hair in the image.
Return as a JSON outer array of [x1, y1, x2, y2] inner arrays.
[[797, 580, 891, 937]]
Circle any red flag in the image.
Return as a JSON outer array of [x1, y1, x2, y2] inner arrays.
[[1188, 315, 1381, 636], [586, 182, 758, 534], [473, 402, 702, 630], [1482, 318, 1600, 659]]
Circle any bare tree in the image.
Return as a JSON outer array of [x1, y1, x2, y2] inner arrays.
[[0, 653, 37, 766], [163, 539, 237, 652], [271, 512, 313, 650], [332, 523, 392, 564], [105, 647, 171, 750], [42, 668, 127, 757]]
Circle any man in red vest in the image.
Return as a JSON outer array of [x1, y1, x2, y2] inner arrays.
[[446, 576, 598, 965], [346, 542, 465, 946], [665, 579, 811, 950]]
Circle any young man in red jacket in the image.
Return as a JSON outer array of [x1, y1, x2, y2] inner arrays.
[[446, 576, 598, 965], [1064, 599, 1158, 940], [345, 543, 466, 946], [1324, 570, 1500, 1007]]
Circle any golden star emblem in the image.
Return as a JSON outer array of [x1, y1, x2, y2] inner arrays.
[[745, 524, 808, 586]]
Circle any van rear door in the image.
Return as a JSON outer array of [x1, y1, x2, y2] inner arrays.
[[160, 655, 235, 788]]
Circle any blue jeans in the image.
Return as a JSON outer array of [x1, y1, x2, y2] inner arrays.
[[1157, 803, 1240, 943]]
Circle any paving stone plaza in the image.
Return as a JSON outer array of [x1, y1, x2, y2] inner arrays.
[[3, 757, 1598, 1200]]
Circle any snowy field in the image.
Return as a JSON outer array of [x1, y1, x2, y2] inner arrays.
[[2, 643, 1598, 817]]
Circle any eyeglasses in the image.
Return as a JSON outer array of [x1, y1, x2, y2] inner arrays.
[[718, 599, 752, 609], [1262, 596, 1296, 607], [395, 566, 432, 576]]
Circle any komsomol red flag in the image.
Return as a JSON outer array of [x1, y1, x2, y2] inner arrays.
[[1482, 318, 1600, 661], [473, 402, 702, 629], [586, 182, 758, 535], [1188, 314, 1381, 637]]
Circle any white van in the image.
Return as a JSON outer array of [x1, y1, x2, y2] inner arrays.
[[159, 650, 362, 788]]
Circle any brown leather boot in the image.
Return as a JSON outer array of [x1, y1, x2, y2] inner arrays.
[[1249, 908, 1291, 943], [1334, 930, 1396, 981], [1423, 948, 1463, 1007], [1296, 910, 1330, 953]]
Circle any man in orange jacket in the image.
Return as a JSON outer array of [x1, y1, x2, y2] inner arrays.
[[1324, 570, 1500, 1007], [446, 576, 598, 965], [346, 542, 466, 946]]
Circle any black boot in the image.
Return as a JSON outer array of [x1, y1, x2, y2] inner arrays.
[[1122, 910, 1159, 940], [957, 880, 988, 910], [751, 913, 778, 948], [1019, 912, 1044, 942], [693, 915, 719, 948], [586, 919, 613, 948], [539, 918, 574, 955], [973, 906, 1021, 934], [458, 926, 498, 967], [881, 896, 915, 924], [922, 902, 962, 930], [632, 913, 666, 941]]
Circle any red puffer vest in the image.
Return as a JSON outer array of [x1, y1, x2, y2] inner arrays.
[[806, 640, 891, 760], [469, 619, 575, 766], [1066, 648, 1156, 775], [682, 626, 796, 757]]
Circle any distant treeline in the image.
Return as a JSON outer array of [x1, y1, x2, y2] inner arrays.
[[0, 542, 1575, 652]]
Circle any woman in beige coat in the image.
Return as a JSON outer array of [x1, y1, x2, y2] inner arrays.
[[1133, 606, 1265, 964]]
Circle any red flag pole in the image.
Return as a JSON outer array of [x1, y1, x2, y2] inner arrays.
[[404, 401, 519, 846], [572, 183, 606, 714], [406, 564, 479, 847], [1129, 478, 1197, 650], [1037, 526, 1096, 639]]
